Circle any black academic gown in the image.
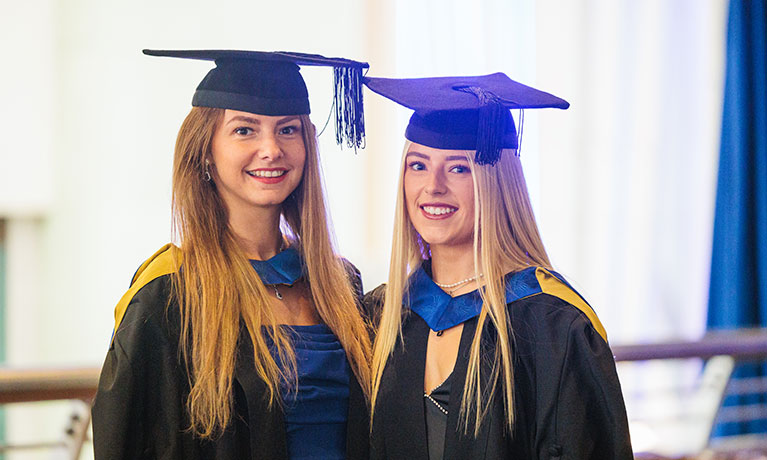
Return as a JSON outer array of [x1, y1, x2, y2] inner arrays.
[[92, 248, 369, 460], [366, 278, 633, 460]]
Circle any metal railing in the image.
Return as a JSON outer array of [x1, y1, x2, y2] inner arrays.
[[613, 329, 767, 460], [613, 329, 767, 362]]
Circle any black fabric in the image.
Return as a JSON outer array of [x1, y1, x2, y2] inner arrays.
[[92, 267, 369, 460], [193, 90, 310, 117], [406, 110, 518, 151], [424, 371, 452, 460], [365, 287, 633, 460]]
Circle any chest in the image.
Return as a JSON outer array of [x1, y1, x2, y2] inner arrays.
[[373, 312, 542, 460]]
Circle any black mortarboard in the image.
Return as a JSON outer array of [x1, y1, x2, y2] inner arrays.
[[143, 49, 368, 149], [364, 73, 569, 165]]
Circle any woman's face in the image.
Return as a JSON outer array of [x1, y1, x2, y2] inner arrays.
[[403, 142, 476, 250], [210, 109, 306, 215]]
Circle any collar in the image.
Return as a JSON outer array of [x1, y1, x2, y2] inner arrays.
[[249, 247, 303, 286], [407, 264, 542, 332]]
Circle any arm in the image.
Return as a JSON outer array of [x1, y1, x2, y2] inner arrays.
[[92, 310, 148, 459], [92, 278, 183, 459], [535, 307, 634, 459]]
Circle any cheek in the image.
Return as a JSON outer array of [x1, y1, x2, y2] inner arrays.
[[291, 140, 307, 168], [210, 138, 225, 165], [403, 176, 419, 212], [459, 183, 476, 221]]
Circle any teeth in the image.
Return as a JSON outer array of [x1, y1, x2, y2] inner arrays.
[[248, 170, 286, 178], [423, 206, 457, 216]]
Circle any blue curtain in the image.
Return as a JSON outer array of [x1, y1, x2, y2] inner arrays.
[[707, 0, 767, 438]]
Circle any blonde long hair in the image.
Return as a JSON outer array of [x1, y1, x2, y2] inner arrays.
[[371, 143, 550, 435], [170, 107, 371, 438]]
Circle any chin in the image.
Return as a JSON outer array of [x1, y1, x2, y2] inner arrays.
[[248, 192, 292, 207]]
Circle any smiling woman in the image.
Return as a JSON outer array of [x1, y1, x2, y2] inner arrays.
[[91, 50, 372, 460], [364, 73, 633, 459]]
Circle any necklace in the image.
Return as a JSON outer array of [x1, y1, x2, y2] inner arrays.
[[434, 274, 483, 289], [434, 273, 484, 295]]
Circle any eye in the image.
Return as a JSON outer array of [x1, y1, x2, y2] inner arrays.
[[408, 161, 426, 171], [279, 124, 302, 136], [449, 164, 470, 174], [233, 127, 253, 136]]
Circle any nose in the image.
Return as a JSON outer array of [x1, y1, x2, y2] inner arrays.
[[257, 132, 284, 161], [424, 169, 447, 195]]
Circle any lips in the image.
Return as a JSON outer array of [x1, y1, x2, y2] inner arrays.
[[246, 168, 288, 184], [420, 203, 458, 220]]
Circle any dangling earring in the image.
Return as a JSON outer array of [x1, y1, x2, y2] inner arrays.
[[203, 159, 212, 182]]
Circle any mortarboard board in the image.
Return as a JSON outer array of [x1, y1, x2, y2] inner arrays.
[[143, 49, 368, 149], [363, 73, 569, 165]]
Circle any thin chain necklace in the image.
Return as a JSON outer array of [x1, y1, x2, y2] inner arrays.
[[269, 238, 288, 300]]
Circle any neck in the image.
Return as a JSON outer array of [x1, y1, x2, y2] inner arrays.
[[430, 241, 480, 285], [228, 205, 284, 260]]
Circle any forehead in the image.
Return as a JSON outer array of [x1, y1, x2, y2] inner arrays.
[[406, 142, 471, 161]]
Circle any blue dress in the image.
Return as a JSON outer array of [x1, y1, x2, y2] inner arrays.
[[278, 325, 350, 460], [252, 248, 351, 460]]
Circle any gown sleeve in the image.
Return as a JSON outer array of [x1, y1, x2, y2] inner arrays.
[[91, 278, 185, 459], [92, 301, 152, 459], [532, 302, 634, 459]]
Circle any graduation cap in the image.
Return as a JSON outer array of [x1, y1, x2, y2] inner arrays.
[[364, 73, 569, 165], [143, 49, 368, 149]]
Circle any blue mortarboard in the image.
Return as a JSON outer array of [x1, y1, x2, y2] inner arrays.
[[143, 49, 368, 149], [364, 73, 569, 164]]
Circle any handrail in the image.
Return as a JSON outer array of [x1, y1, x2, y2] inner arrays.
[[612, 329, 767, 362], [0, 366, 99, 404], [0, 331, 763, 404], [0, 332, 763, 404]]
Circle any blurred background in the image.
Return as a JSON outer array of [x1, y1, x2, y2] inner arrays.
[[1, 0, 765, 458]]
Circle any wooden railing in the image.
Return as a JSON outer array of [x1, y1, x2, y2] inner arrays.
[[0, 366, 99, 404], [0, 366, 99, 459]]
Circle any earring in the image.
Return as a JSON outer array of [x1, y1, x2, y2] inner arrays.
[[203, 159, 212, 182]]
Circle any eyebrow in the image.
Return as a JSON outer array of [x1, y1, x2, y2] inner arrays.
[[406, 151, 469, 162], [227, 115, 260, 126], [405, 151, 429, 160], [276, 115, 301, 125], [225, 115, 301, 126]]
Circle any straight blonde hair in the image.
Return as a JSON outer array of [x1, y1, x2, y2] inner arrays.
[[370, 142, 550, 436], [171, 107, 371, 438]]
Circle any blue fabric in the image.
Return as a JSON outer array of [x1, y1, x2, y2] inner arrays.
[[407, 265, 542, 331], [270, 325, 350, 460], [249, 247, 303, 286], [708, 0, 767, 437]]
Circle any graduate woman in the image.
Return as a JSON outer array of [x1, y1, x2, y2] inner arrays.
[[92, 50, 371, 459], [363, 74, 633, 459]]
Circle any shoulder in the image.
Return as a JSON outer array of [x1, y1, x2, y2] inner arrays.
[[111, 244, 182, 348], [340, 258, 364, 298], [506, 266, 608, 344], [362, 283, 387, 327]]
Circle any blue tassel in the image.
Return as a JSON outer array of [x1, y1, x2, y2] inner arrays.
[[455, 86, 504, 165], [333, 66, 366, 151]]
